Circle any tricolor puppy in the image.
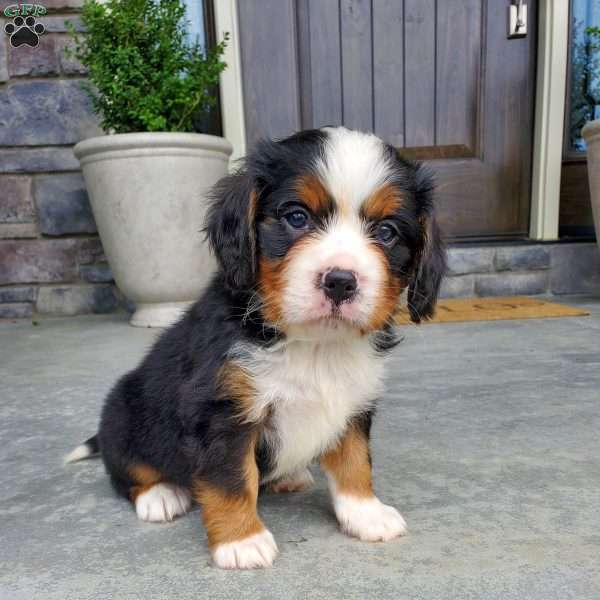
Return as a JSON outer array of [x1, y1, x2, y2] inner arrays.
[[66, 127, 446, 569]]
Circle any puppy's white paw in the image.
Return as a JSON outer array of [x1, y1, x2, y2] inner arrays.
[[135, 483, 192, 522], [333, 494, 407, 542], [269, 468, 314, 493], [212, 529, 278, 569]]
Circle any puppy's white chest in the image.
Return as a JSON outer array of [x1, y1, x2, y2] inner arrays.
[[239, 336, 385, 482]]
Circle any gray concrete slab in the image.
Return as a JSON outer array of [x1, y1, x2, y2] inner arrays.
[[1, 297, 600, 600]]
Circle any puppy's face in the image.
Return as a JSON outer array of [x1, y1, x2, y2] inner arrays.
[[256, 145, 411, 332], [207, 127, 446, 334]]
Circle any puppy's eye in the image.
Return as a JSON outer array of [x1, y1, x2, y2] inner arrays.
[[375, 222, 398, 245], [284, 209, 309, 229]]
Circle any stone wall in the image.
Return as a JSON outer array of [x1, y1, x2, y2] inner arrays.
[[441, 242, 600, 298], [0, 0, 118, 319]]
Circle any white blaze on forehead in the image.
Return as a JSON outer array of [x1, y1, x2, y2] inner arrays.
[[316, 127, 394, 213]]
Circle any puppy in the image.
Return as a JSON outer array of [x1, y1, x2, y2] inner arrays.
[[66, 127, 446, 569]]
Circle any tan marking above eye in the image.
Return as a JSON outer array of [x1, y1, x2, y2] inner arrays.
[[295, 175, 333, 215], [361, 184, 403, 221]]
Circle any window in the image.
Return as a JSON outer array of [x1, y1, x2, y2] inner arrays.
[[182, 0, 206, 48], [567, 0, 600, 153]]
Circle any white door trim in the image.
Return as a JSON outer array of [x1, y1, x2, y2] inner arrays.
[[214, 0, 246, 166], [530, 0, 569, 241]]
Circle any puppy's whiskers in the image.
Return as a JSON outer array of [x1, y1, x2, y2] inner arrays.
[[241, 289, 264, 325]]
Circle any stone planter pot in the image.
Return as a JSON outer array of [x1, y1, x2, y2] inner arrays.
[[74, 132, 232, 327], [583, 120, 600, 251]]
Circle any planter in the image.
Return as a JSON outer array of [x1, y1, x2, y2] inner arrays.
[[583, 120, 600, 250], [74, 132, 232, 327]]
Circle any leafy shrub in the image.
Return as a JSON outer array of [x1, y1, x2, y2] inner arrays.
[[588, 26, 600, 49], [67, 0, 228, 133]]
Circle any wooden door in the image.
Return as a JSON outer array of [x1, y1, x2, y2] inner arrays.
[[236, 0, 537, 239]]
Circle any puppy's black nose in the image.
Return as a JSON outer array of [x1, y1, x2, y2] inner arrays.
[[322, 269, 357, 304]]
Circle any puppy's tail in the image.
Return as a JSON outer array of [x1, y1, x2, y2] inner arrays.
[[64, 434, 100, 464]]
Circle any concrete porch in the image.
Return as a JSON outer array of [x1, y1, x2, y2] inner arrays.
[[1, 297, 599, 599]]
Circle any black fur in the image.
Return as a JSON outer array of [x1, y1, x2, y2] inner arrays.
[[99, 275, 280, 499], [371, 324, 404, 353], [404, 164, 447, 322], [351, 410, 374, 467], [205, 172, 256, 291]]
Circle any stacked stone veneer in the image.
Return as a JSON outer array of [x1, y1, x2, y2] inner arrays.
[[441, 243, 600, 298], [0, 0, 118, 319]]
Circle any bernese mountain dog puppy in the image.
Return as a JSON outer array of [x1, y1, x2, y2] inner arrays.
[[66, 127, 446, 569]]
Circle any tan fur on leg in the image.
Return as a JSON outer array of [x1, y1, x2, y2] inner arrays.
[[321, 423, 407, 542], [194, 435, 278, 569]]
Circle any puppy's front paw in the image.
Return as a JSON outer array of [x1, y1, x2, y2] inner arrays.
[[333, 495, 407, 542], [212, 529, 279, 569]]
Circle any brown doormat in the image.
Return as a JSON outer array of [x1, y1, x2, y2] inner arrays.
[[395, 296, 589, 325]]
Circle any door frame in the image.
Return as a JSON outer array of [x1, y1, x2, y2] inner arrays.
[[214, 0, 246, 164], [214, 0, 568, 241], [530, 0, 569, 240]]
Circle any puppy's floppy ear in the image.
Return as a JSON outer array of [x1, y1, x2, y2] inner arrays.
[[407, 167, 447, 323], [206, 169, 257, 291]]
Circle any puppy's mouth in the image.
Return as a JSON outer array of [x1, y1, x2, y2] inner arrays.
[[324, 299, 357, 318], [318, 314, 359, 332], [302, 292, 365, 326]]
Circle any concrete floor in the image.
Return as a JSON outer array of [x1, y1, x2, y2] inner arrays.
[[1, 297, 600, 600]]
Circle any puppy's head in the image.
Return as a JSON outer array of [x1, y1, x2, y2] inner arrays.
[[207, 127, 446, 333]]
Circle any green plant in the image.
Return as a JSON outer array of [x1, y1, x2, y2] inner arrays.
[[66, 0, 228, 133], [588, 26, 600, 46]]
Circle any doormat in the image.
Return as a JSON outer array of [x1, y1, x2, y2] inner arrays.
[[395, 296, 589, 325]]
